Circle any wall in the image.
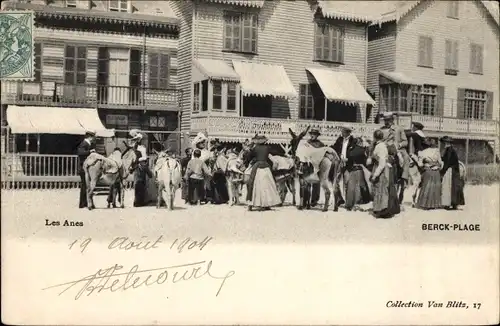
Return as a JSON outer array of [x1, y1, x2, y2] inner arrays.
[[192, 0, 368, 120], [367, 22, 397, 121], [34, 27, 178, 89], [170, 1, 193, 133], [396, 0, 499, 119]]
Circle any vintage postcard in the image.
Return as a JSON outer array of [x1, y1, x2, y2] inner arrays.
[[1, 0, 499, 325]]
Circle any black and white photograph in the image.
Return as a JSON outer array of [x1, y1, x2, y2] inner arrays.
[[1, 0, 499, 324]]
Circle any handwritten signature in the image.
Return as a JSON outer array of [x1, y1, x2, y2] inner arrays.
[[42, 260, 235, 300]]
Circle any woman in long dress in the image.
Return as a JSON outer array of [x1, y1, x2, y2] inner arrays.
[[440, 136, 465, 210], [244, 135, 281, 211], [369, 130, 400, 218], [345, 137, 371, 211], [414, 138, 443, 210]]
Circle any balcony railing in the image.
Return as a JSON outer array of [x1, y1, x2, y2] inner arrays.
[[1, 81, 181, 111], [191, 114, 499, 144]]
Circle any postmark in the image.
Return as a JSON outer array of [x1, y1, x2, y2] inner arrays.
[[0, 10, 35, 81]]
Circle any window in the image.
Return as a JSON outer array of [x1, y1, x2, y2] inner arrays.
[[148, 53, 169, 89], [193, 83, 200, 112], [227, 83, 237, 111], [34, 43, 42, 82], [314, 23, 344, 63], [410, 85, 438, 115], [445, 39, 459, 74], [212, 80, 222, 110], [223, 12, 258, 53], [299, 84, 314, 119], [381, 84, 408, 112], [418, 36, 433, 67], [64, 45, 86, 85], [65, 0, 77, 7], [464, 89, 487, 119], [470, 43, 483, 74], [149, 116, 166, 128], [109, 0, 128, 12], [447, 1, 459, 19]]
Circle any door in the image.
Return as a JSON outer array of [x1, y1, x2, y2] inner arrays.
[[107, 48, 130, 105]]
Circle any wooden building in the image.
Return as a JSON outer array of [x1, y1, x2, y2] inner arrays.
[[367, 0, 499, 163], [1, 0, 182, 156], [171, 0, 378, 150]]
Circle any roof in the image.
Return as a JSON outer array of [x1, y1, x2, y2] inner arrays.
[[232, 61, 297, 99], [306, 68, 376, 105], [371, 0, 499, 26], [203, 0, 265, 8], [1, 1, 178, 30], [6, 105, 114, 137], [379, 71, 420, 85], [317, 0, 394, 23], [193, 59, 240, 82]]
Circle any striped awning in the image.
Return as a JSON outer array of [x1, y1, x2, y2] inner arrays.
[[232, 61, 297, 98], [379, 71, 419, 85], [306, 68, 375, 105], [193, 59, 240, 82], [6, 106, 114, 137]]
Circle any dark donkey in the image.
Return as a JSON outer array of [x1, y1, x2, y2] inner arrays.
[[289, 127, 342, 212]]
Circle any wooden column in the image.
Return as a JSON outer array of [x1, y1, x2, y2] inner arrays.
[[37, 134, 40, 153], [465, 138, 469, 165], [25, 133, 29, 152]]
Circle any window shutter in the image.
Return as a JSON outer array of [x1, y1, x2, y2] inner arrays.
[[445, 40, 451, 69], [453, 41, 459, 70], [485, 91, 493, 120], [97, 47, 109, 86], [129, 49, 141, 88], [477, 45, 483, 73], [436, 86, 445, 117], [457, 88, 466, 118], [418, 36, 426, 65], [148, 53, 159, 88], [159, 54, 169, 89], [469, 44, 475, 72], [427, 37, 433, 66]]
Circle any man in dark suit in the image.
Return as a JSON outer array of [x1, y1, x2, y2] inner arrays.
[[331, 126, 355, 206], [307, 128, 325, 207], [77, 130, 96, 208]]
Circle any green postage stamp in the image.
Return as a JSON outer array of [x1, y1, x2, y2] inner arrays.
[[0, 11, 35, 80]]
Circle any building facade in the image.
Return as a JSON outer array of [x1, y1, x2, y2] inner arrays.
[[1, 0, 181, 156], [367, 0, 499, 163], [171, 0, 378, 149]]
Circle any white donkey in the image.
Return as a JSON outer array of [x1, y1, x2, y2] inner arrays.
[[154, 150, 182, 210]]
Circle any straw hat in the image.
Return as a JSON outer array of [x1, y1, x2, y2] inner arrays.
[[309, 128, 321, 136], [439, 136, 454, 143], [129, 129, 143, 141]]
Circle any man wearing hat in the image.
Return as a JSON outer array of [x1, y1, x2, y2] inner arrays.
[[331, 126, 355, 206], [76, 130, 96, 208], [379, 112, 409, 204], [307, 128, 325, 206], [129, 129, 153, 207]]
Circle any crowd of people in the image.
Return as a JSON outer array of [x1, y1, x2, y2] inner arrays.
[[76, 112, 466, 216]]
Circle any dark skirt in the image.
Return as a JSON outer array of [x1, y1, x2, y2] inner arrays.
[[417, 168, 442, 209], [372, 165, 400, 218], [345, 168, 371, 209], [211, 171, 229, 204], [441, 168, 465, 207], [181, 179, 189, 201]]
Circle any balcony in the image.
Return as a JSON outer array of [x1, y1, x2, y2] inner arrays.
[[191, 114, 499, 144], [1, 81, 181, 111]]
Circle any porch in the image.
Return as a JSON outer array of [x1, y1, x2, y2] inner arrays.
[[190, 114, 499, 144], [1, 81, 181, 111]]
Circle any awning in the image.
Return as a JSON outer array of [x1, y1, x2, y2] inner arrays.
[[193, 58, 240, 82], [6, 106, 114, 137], [379, 70, 418, 85], [306, 68, 376, 105], [232, 60, 297, 98], [204, 0, 265, 8]]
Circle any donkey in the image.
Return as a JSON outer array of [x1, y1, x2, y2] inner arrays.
[[83, 147, 138, 210], [154, 150, 182, 210], [289, 128, 342, 212]]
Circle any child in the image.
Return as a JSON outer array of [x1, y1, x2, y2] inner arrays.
[[185, 149, 211, 205]]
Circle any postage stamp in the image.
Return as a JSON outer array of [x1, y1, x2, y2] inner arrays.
[[0, 11, 35, 81]]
